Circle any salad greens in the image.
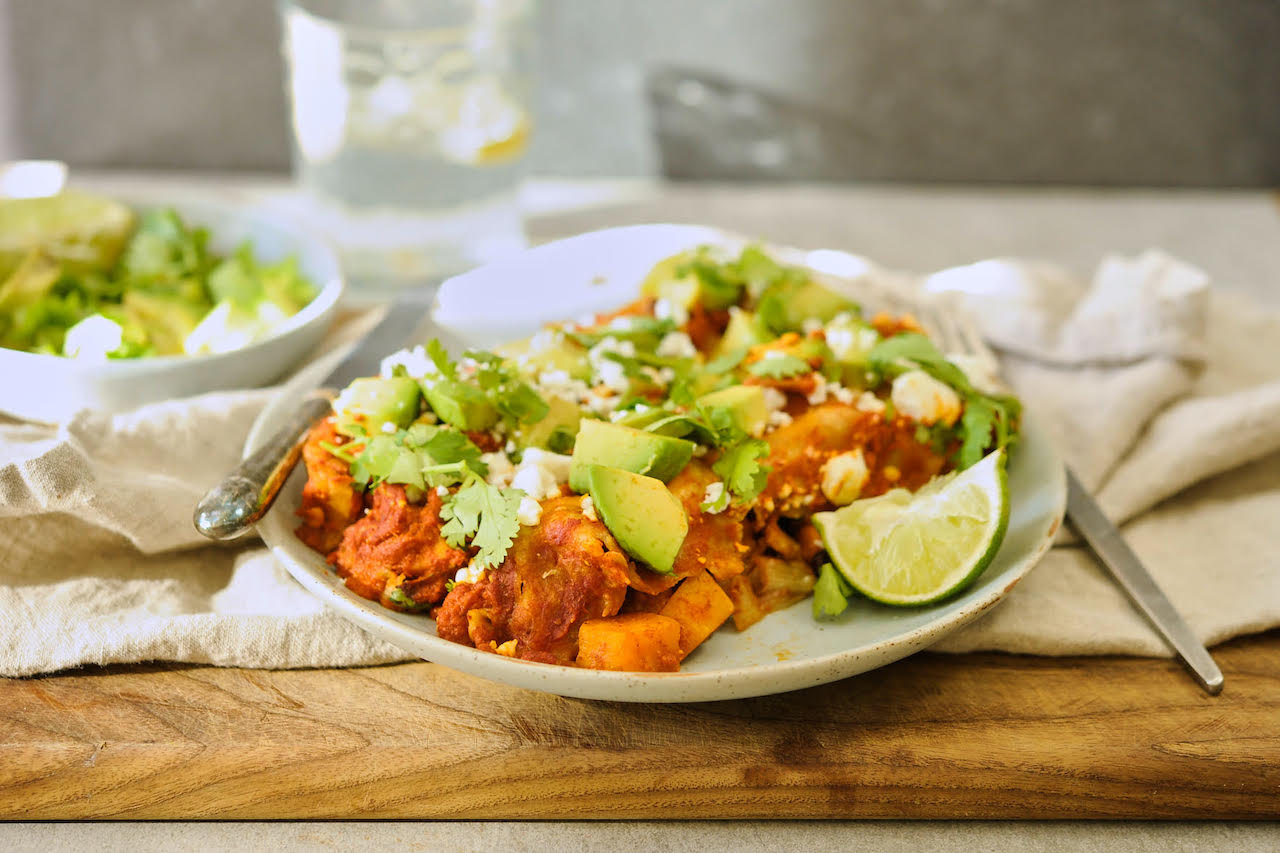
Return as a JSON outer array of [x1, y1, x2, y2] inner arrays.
[[0, 193, 318, 359]]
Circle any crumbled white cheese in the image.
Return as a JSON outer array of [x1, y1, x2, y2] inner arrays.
[[454, 563, 488, 585], [528, 328, 558, 354], [535, 368, 623, 417], [891, 370, 962, 426], [504, 439, 517, 454], [824, 317, 879, 363], [587, 336, 636, 394], [580, 494, 598, 521], [654, 297, 689, 325], [855, 391, 886, 414], [761, 387, 791, 433], [519, 448, 573, 483], [768, 409, 793, 429], [62, 314, 123, 361], [830, 383, 856, 405], [763, 387, 788, 413], [821, 449, 869, 506], [482, 451, 516, 487], [692, 444, 709, 457], [436, 486, 450, 497], [656, 331, 698, 359], [516, 495, 543, 526], [702, 481, 726, 513], [947, 353, 1004, 395], [824, 325, 855, 359], [762, 349, 787, 361], [509, 448, 573, 501], [608, 316, 637, 331], [807, 375, 829, 406], [380, 421, 398, 434], [379, 345, 439, 380]]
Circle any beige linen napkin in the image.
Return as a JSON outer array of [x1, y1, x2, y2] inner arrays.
[[2, 251, 1278, 675]]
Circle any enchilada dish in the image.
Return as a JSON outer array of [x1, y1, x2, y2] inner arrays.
[[294, 245, 1020, 672]]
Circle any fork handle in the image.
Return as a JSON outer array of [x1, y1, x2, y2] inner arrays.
[[1065, 469, 1223, 695], [192, 392, 334, 541]]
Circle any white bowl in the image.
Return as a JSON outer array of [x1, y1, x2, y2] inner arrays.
[[0, 196, 344, 423]]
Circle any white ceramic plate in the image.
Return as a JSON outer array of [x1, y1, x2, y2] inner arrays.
[[252, 225, 1066, 703], [0, 195, 344, 422]]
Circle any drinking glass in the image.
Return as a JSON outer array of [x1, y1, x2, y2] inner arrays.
[[279, 0, 535, 295]]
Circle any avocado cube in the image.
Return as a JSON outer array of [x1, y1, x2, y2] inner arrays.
[[697, 385, 768, 437], [587, 465, 688, 574], [568, 419, 695, 493], [336, 376, 421, 431], [421, 377, 498, 431]]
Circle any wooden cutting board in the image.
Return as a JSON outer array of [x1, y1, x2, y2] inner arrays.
[[1, 631, 1276, 820]]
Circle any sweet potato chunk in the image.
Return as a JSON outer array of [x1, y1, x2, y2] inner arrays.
[[576, 612, 682, 672], [661, 571, 734, 659]]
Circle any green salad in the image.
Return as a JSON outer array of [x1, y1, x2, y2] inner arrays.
[[0, 191, 318, 359]]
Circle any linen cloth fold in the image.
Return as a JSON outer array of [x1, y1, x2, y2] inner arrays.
[[2, 251, 1278, 675]]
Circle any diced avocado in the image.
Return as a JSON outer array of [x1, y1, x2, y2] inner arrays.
[[516, 393, 581, 451], [613, 407, 667, 430], [337, 376, 421, 431], [495, 332, 591, 381], [642, 249, 743, 314], [714, 307, 769, 358], [757, 277, 858, 334], [640, 252, 700, 318], [568, 419, 695, 493], [586, 465, 688, 574], [697, 385, 768, 437], [421, 377, 498, 431]]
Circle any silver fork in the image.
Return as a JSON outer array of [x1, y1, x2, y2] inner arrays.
[[910, 292, 1224, 695]]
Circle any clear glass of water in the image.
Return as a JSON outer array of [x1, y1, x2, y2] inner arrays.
[[279, 0, 535, 295]]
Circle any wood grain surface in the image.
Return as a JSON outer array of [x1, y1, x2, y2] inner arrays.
[[2, 631, 1277, 820]]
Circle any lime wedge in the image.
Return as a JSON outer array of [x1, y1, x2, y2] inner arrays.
[[812, 449, 1009, 606]]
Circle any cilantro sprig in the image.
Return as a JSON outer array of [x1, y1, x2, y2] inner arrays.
[[325, 422, 488, 492], [867, 333, 1021, 469], [712, 437, 771, 505], [440, 471, 524, 570]]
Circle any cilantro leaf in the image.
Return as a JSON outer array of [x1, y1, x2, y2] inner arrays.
[[464, 349, 550, 427], [747, 354, 812, 379], [712, 438, 771, 504], [407, 424, 487, 475], [867, 333, 968, 389], [439, 473, 524, 570], [676, 249, 745, 311], [813, 562, 853, 620], [425, 338, 458, 379], [563, 317, 676, 351]]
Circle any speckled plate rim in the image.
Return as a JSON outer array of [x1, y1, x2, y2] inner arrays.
[[251, 225, 1066, 703]]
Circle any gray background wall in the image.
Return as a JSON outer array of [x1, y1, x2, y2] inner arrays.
[[0, 0, 1276, 185]]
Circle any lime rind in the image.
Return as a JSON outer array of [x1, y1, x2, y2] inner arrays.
[[813, 449, 1010, 607]]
